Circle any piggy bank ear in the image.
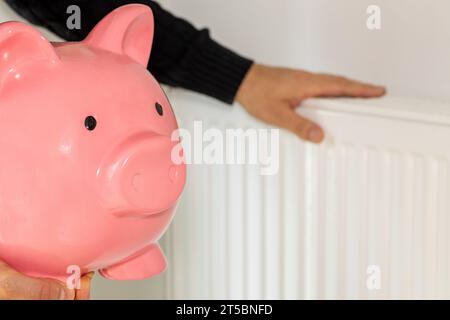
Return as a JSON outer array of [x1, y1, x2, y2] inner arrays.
[[84, 4, 154, 67], [0, 22, 59, 88]]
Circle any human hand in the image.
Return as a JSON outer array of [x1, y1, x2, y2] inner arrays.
[[0, 260, 93, 300], [74, 272, 94, 300], [236, 64, 386, 143]]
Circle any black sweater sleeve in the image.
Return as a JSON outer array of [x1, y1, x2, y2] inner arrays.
[[5, 0, 253, 104]]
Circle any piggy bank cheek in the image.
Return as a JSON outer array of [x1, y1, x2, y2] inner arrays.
[[96, 132, 185, 217]]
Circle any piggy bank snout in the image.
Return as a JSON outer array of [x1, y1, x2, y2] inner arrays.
[[99, 133, 185, 216]]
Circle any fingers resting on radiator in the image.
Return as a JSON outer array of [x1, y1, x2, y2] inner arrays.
[[236, 64, 386, 143]]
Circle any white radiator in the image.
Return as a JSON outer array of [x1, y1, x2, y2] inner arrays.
[[2, 0, 449, 301], [152, 90, 450, 300]]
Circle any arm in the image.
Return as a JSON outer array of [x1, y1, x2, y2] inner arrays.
[[6, 0, 384, 144], [6, 0, 253, 105]]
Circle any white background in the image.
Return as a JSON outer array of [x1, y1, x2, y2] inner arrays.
[[163, 0, 450, 102], [2, 0, 449, 101]]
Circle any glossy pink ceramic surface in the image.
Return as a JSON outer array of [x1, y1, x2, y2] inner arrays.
[[0, 4, 186, 281]]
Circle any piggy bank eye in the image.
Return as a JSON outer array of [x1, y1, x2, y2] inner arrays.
[[155, 102, 163, 116], [84, 116, 97, 131]]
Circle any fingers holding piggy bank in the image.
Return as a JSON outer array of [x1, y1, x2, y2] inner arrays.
[[0, 4, 186, 284], [0, 260, 94, 300]]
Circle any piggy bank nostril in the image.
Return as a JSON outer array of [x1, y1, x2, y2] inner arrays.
[[131, 174, 143, 191], [102, 133, 186, 212]]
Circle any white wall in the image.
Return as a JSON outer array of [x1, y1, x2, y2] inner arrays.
[[0, 1, 61, 40], [2, 0, 449, 299], [3, 0, 448, 100], [163, 0, 450, 102]]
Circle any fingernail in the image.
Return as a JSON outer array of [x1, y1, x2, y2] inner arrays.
[[308, 127, 324, 143]]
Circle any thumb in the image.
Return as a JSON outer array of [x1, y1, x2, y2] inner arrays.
[[274, 105, 325, 143], [0, 260, 75, 300], [75, 272, 95, 300]]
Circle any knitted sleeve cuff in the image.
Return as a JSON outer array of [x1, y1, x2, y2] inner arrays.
[[163, 29, 254, 105]]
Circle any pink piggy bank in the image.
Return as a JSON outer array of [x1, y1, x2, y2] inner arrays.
[[0, 4, 186, 281]]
